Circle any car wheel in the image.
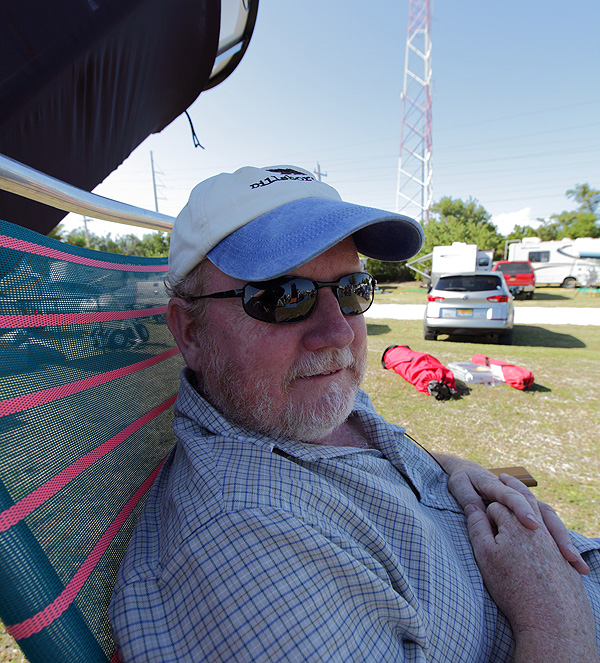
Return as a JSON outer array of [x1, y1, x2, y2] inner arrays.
[[424, 329, 437, 341], [134, 323, 150, 342], [109, 329, 129, 350], [561, 277, 577, 289], [499, 330, 513, 345], [526, 291, 534, 300]]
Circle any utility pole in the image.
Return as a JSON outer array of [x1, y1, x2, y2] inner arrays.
[[396, 0, 433, 223], [150, 150, 159, 212], [313, 162, 328, 182], [82, 216, 91, 246]]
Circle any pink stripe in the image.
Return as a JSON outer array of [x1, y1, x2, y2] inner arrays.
[[7, 462, 165, 640], [0, 305, 167, 329], [0, 347, 180, 418], [0, 396, 176, 533], [111, 652, 121, 663], [0, 235, 168, 272]]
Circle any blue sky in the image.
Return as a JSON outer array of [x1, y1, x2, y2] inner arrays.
[[65, 0, 600, 239]]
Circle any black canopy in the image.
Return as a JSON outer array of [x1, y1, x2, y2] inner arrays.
[[0, 0, 256, 234]]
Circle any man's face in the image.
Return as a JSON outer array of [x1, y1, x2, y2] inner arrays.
[[179, 237, 368, 442]]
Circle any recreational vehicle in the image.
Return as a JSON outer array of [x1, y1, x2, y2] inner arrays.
[[507, 237, 600, 287], [407, 242, 493, 288]]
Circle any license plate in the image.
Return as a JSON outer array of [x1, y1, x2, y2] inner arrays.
[[456, 308, 473, 317]]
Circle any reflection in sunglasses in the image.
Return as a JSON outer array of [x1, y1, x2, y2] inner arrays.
[[189, 273, 375, 325]]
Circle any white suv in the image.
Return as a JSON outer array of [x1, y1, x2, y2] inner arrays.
[[424, 272, 515, 344]]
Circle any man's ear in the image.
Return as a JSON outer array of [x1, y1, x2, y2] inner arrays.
[[167, 298, 205, 372]]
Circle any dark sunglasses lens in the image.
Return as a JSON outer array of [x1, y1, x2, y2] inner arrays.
[[243, 278, 317, 323], [336, 273, 374, 315]]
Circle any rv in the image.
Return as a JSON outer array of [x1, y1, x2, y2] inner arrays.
[[507, 237, 600, 287], [407, 242, 493, 288]]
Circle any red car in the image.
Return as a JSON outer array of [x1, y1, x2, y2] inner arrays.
[[492, 260, 535, 299]]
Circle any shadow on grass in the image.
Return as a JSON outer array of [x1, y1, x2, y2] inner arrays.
[[528, 383, 552, 393], [528, 292, 572, 301], [512, 326, 586, 348], [435, 326, 585, 349], [367, 323, 391, 336]]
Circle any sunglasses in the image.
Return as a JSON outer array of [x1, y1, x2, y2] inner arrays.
[[187, 272, 375, 324]]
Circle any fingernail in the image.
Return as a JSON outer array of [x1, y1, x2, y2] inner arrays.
[[526, 514, 538, 524], [567, 544, 582, 559]]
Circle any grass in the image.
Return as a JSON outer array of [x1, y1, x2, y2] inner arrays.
[[2, 299, 599, 661], [363, 317, 600, 538], [376, 281, 600, 307]]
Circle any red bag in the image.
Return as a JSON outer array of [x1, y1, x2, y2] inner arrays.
[[382, 345, 457, 400], [471, 354, 534, 390]]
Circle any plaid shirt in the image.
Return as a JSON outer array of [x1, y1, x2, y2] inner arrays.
[[110, 369, 600, 662]]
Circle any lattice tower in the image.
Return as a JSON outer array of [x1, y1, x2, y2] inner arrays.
[[395, 0, 433, 223]]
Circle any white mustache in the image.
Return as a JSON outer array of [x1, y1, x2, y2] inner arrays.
[[285, 348, 357, 384]]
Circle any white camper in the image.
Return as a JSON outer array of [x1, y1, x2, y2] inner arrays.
[[407, 242, 493, 288], [507, 237, 600, 287]]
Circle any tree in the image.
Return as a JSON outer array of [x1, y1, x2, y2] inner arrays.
[[366, 258, 414, 283], [546, 211, 599, 239], [47, 224, 65, 241], [507, 184, 599, 242], [421, 196, 504, 259], [131, 232, 170, 257], [566, 183, 600, 216], [57, 226, 170, 257]]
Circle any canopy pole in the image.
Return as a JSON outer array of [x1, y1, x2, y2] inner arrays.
[[0, 153, 174, 233]]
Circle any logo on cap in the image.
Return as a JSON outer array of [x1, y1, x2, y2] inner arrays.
[[250, 168, 315, 189]]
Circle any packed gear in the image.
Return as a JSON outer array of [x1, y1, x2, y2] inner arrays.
[[471, 354, 534, 390], [382, 345, 457, 400]]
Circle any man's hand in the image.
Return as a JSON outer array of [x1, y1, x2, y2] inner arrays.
[[466, 494, 600, 662], [434, 453, 589, 574]]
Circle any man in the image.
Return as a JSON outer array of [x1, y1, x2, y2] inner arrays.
[[110, 165, 600, 661]]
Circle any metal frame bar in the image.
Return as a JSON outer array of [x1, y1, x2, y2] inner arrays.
[[0, 153, 174, 232]]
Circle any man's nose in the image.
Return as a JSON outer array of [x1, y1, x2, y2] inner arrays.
[[302, 287, 356, 351]]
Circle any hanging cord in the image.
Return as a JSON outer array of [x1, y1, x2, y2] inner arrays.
[[404, 432, 448, 475], [185, 111, 204, 149]]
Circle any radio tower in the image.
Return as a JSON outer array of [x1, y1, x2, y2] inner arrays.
[[395, 0, 433, 223]]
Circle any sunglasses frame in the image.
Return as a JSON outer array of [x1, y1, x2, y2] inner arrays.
[[185, 272, 376, 324]]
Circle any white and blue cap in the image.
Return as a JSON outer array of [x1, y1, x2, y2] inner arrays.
[[168, 165, 424, 284]]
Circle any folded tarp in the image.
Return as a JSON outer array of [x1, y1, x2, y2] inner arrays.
[[382, 345, 457, 401]]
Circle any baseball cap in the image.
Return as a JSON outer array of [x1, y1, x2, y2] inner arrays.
[[168, 165, 424, 284]]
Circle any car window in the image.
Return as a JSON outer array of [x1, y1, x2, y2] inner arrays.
[[495, 262, 532, 275], [435, 275, 503, 292]]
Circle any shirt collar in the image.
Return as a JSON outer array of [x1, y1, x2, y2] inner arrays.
[[176, 368, 387, 458], [175, 367, 454, 508]]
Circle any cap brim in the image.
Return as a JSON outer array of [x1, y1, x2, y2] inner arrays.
[[206, 197, 424, 281]]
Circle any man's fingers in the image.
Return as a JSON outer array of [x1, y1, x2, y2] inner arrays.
[[447, 474, 487, 512], [538, 501, 590, 575], [498, 480, 589, 575], [465, 504, 495, 552], [497, 473, 540, 530], [449, 466, 590, 574]]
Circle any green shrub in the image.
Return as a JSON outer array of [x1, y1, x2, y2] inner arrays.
[[366, 259, 415, 283]]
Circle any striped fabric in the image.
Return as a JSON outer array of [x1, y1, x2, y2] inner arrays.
[[110, 370, 600, 662], [0, 219, 184, 663]]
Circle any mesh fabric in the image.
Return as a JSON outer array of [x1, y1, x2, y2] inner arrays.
[[0, 219, 184, 662]]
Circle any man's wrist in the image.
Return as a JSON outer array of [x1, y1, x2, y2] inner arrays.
[[513, 627, 600, 663]]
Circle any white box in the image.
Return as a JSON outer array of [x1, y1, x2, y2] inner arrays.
[[447, 361, 502, 386]]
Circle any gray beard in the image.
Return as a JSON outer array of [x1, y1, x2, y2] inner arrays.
[[195, 333, 365, 443]]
